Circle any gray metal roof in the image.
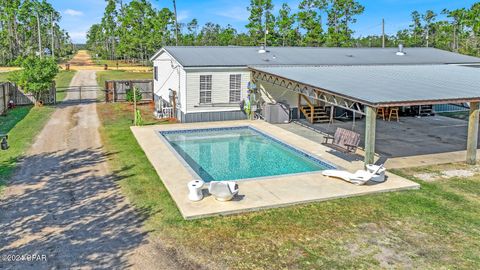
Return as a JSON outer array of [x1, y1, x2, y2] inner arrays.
[[250, 65, 480, 105], [154, 46, 480, 67]]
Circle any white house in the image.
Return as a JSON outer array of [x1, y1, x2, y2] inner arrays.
[[150, 46, 480, 123]]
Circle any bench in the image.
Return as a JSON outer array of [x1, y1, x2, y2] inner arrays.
[[323, 128, 361, 153]]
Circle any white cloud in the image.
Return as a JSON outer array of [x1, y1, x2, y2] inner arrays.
[[69, 31, 87, 43], [214, 6, 249, 22], [177, 10, 190, 22], [64, 9, 84, 17]]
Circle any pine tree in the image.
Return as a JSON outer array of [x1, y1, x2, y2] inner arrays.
[[442, 8, 467, 51], [409, 11, 423, 46], [422, 10, 437, 47], [246, 0, 274, 46], [276, 3, 298, 46], [297, 0, 327, 46], [325, 0, 364, 47], [184, 19, 198, 45], [0, 0, 72, 65], [102, 0, 118, 60]]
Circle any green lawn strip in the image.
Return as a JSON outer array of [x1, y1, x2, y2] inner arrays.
[[0, 106, 32, 133], [54, 70, 77, 102], [0, 105, 55, 191], [438, 111, 469, 121], [94, 59, 149, 68], [97, 102, 480, 268], [95, 70, 152, 102]]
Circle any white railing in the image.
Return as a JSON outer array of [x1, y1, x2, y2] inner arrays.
[[161, 107, 174, 119]]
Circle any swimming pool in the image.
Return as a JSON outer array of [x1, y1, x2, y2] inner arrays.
[[160, 126, 335, 182]]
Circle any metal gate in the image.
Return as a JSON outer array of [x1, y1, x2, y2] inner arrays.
[[57, 85, 102, 104], [104, 80, 153, 102]]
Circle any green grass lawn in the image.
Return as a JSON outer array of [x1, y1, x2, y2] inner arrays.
[[94, 59, 149, 67], [96, 70, 152, 87], [97, 103, 480, 269], [55, 70, 77, 102], [96, 70, 152, 102], [438, 111, 469, 121], [0, 106, 55, 191]]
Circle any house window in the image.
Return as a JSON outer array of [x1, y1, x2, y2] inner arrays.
[[199, 75, 212, 104], [154, 66, 158, 81], [229, 74, 241, 103]]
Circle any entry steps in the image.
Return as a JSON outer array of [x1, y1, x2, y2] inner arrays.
[[301, 106, 330, 124]]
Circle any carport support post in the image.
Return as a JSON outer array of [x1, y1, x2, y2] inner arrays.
[[466, 102, 479, 165], [364, 106, 377, 166], [297, 94, 301, 120]]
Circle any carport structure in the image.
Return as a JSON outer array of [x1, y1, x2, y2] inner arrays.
[[250, 64, 480, 166]]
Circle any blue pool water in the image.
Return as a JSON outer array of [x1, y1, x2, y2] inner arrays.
[[161, 126, 335, 182]]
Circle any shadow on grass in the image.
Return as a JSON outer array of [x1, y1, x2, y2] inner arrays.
[[0, 105, 33, 134], [0, 148, 150, 269]]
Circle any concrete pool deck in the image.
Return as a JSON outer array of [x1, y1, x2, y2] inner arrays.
[[131, 120, 420, 219]]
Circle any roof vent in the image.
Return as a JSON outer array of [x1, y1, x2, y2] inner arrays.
[[396, 44, 406, 56], [258, 45, 267, 54]]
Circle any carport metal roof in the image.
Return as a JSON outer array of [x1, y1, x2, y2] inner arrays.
[[250, 65, 480, 107]]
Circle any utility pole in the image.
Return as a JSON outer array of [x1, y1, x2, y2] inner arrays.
[[264, 10, 269, 47], [453, 25, 457, 51], [173, 0, 179, 46], [51, 12, 55, 58], [36, 11, 42, 58], [426, 26, 429, 47], [382, 18, 385, 48]]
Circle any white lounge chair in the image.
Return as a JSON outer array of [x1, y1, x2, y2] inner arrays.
[[208, 181, 239, 201], [322, 165, 385, 185], [366, 164, 387, 183]]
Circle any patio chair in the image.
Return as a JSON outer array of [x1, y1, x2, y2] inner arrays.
[[321, 164, 385, 185], [323, 128, 361, 153], [208, 181, 239, 201]]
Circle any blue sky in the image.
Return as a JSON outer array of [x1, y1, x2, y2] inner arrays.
[[51, 0, 479, 43]]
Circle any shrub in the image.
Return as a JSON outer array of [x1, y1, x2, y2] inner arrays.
[[126, 87, 142, 102], [12, 57, 59, 105]]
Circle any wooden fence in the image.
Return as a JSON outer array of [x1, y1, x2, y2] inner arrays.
[[0, 82, 56, 114], [104, 80, 154, 103]]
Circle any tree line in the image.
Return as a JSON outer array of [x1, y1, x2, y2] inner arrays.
[[86, 0, 480, 62], [359, 5, 480, 57], [0, 0, 74, 66]]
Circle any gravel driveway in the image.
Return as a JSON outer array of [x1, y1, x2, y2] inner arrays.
[[0, 71, 181, 269]]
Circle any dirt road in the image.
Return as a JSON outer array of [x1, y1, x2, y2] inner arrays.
[[65, 50, 151, 72], [0, 71, 180, 269], [67, 50, 95, 66]]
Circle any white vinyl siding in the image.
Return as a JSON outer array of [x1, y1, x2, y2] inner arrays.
[[199, 75, 212, 104], [229, 74, 241, 103], [153, 50, 187, 113], [185, 68, 250, 113]]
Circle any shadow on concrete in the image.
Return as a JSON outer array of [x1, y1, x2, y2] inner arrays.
[[285, 116, 480, 158], [0, 148, 149, 269]]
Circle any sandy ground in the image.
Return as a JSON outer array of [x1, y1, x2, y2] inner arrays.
[[414, 165, 480, 182], [0, 67, 20, 72], [0, 70, 183, 269], [63, 50, 151, 72]]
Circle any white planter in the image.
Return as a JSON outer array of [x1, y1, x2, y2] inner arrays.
[[188, 180, 205, 201]]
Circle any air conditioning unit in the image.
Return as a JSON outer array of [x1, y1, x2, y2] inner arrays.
[[264, 103, 290, 124]]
